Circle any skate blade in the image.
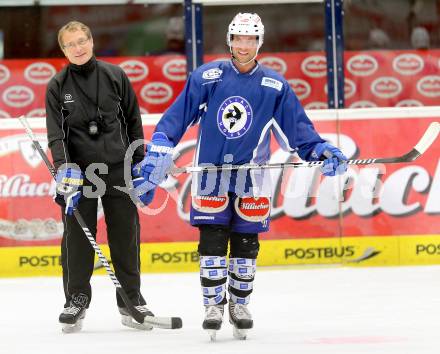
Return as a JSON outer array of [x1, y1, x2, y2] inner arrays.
[[61, 319, 83, 334], [206, 329, 218, 341], [121, 314, 153, 331], [232, 326, 247, 340]]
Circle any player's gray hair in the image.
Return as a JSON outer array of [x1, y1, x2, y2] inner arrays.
[[58, 21, 92, 50]]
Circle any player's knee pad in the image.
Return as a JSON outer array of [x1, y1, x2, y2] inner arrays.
[[228, 257, 256, 305], [199, 256, 227, 306], [230, 232, 260, 259], [198, 224, 229, 256]]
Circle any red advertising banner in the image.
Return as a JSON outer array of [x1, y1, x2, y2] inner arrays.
[[0, 55, 187, 118], [344, 50, 440, 108], [1, 50, 440, 119], [0, 116, 439, 248]]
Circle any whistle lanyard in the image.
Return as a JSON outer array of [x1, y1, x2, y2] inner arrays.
[[69, 62, 102, 120]]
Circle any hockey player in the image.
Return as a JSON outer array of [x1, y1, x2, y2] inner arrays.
[[46, 21, 154, 333], [138, 13, 347, 340]]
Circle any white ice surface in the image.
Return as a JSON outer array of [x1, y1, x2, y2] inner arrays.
[[1, 265, 439, 354]]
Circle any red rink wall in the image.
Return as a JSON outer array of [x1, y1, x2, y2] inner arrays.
[[0, 111, 439, 276], [0, 51, 439, 276]]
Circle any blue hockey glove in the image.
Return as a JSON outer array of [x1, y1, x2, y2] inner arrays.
[[131, 164, 156, 206], [142, 132, 174, 186], [55, 167, 84, 215], [310, 142, 348, 177]]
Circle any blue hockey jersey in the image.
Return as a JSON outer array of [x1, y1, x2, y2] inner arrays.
[[155, 59, 324, 195]]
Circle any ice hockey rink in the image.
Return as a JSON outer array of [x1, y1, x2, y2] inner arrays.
[[1, 265, 439, 354]]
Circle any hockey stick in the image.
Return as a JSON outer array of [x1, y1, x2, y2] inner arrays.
[[18, 116, 182, 330], [171, 122, 440, 174]]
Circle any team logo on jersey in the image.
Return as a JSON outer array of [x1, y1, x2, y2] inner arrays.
[[64, 93, 74, 103], [217, 96, 253, 139], [202, 68, 223, 80]]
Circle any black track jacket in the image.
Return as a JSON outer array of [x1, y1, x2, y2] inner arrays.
[[45, 57, 144, 170]]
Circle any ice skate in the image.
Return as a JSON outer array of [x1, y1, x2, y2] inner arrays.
[[229, 302, 253, 340], [59, 293, 88, 333], [119, 305, 154, 331], [202, 305, 224, 341]]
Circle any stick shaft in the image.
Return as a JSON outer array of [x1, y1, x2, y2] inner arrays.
[[171, 122, 439, 174]]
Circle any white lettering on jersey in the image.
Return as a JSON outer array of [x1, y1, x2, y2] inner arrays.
[[261, 77, 283, 91], [202, 68, 223, 80]]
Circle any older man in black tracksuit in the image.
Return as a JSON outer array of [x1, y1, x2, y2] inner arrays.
[[45, 21, 152, 333]]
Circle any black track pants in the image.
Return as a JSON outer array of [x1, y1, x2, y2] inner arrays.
[[60, 164, 145, 308]]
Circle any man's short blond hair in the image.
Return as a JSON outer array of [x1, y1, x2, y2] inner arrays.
[[58, 21, 92, 50]]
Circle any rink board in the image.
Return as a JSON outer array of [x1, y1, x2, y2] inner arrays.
[[1, 235, 440, 277], [1, 93, 440, 279]]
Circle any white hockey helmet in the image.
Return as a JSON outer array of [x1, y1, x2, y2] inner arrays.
[[226, 13, 264, 49]]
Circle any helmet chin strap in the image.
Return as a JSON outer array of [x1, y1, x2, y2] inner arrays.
[[229, 46, 260, 66]]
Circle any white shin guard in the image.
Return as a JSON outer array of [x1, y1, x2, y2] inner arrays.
[[200, 256, 227, 306], [228, 257, 256, 305]]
